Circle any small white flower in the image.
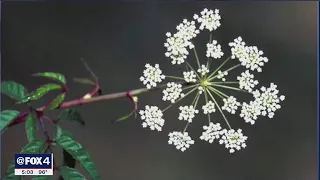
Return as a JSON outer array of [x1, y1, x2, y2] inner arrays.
[[176, 19, 200, 41], [237, 70, 259, 92], [140, 64, 165, 89], [139, 105, 165, 131], [183, 71, 197, 83], [240, 101, 262, 125], [217, 70, 228, 81], [200, 123, 222, 143], [168, 131, 195, 152], [240, 46, 269, 72], [252, 83, 285, 118], [197, 64, 210, 76], [229, 36, 247, 60], [202, 100, 216, 114], [194, 8, 221, 31], [178, 106, 199, 123], [206, 40, 224, 59], [162, 82, 185, 103], [222, 96, 240, 114], [219, 129, 248, 153]]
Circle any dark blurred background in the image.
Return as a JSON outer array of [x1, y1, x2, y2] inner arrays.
[[1, 2, 318, 180]]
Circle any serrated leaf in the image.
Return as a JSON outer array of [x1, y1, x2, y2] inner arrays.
[[33, 72, 66, 85], [73, 78, 95, 86], [57, 108, 85, 125], [3, 140, 45, 180], [59, 166, 86, 179], [1, 110, 20, 132], [25, 112, 37, 142], [32, 176, 52, 180], [56, 129, 100, 180], [48, 93, 66, 110], [17, 83, 62, 104], [1, 81, 27, 101]]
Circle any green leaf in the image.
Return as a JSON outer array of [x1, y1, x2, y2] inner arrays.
[[57, 108, 85, 125], [3, 140, 45, 180], [1, 110, 20, 132], [48, 93, 66, 110], [73, 77, 95, 86], [17, 83, 62, 104], [55, 126, 73, 140], [22, 140, 46, 153], [56, 128, 100, 180], [59, 166, 86, 179], [25, 112, 37, 142], [32, 176, 52, 180], [33, 72, 66, 85], [1, 81, 27, 101]]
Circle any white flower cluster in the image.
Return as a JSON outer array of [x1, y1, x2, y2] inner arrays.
[[202, 100, 216, 114], [222, 96, 240, 114], [183, 71, 197, 83], [168, 131, 195, 152], [240, 83, 285, 124], [229, 37, 268, 72], [200, 124, 248, 153], [138, 8, 285, 153], [139, 64, 165, 89], [217, 70, 228, 81], [197, 64, 210, 76], [164, 19, 200, 65], [200, 123, 222, 143], [194, 8, 221, 31], [219, 129, 248, 153], [237, 70, 259, 92], [206, 40, 224, 59], [253, 83, 285, 118], [229, 37, 246, 59], [162, 82, 185, 103], [178, 106, 199, 123], [240, 101, 262, 125], [139, 105, 165, 131]]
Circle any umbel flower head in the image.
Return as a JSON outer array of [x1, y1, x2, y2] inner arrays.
[[139, 8, 285, 153]]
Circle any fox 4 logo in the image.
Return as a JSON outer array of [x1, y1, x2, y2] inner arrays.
[[25, 157, 50, 165]]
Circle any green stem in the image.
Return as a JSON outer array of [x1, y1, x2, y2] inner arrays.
[[208, 64, 241, 81], [204, 90, 211, 123], [211, 84, 247, 92], [193, 46, 201, 69], [185, 61, 201, 79], [162, 86, 198, 112], [207, 86, 228, 99], [207, 56, 231, 79], [206, 89, 232, 129], [165, 75, 185, 80], [212, 81, 239, 84]]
